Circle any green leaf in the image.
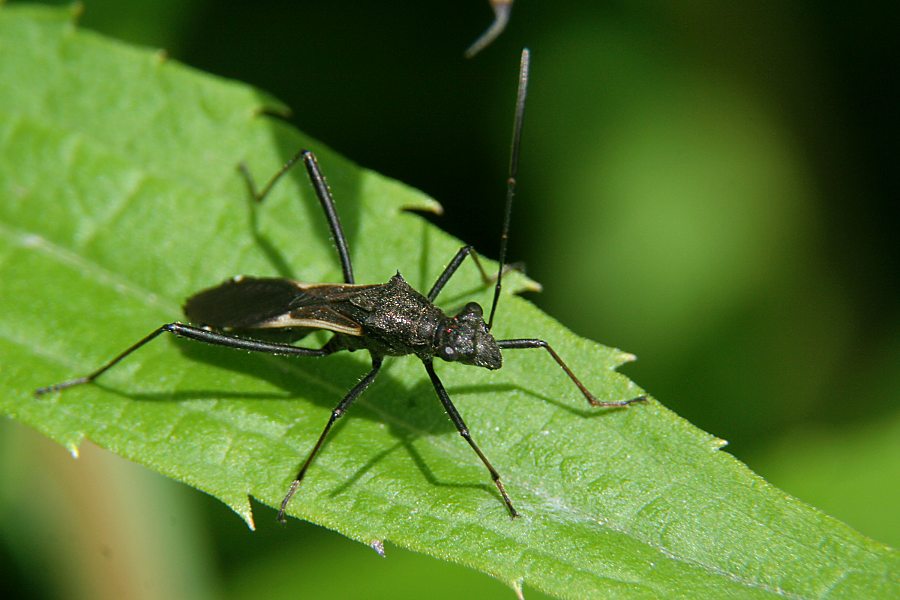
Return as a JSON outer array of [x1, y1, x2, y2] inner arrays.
[[0, 5, 896, 598], [749, 410, 900, 550]]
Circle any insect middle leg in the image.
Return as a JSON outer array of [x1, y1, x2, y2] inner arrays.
[[278, 356, 384, 522], [496, 338, 647, 407], [422, 358, 518, 517], [239, 149, 354, 284], [427, 245, 490, 301], [427, 245, 524, 303], [34, 324, 339, 396]]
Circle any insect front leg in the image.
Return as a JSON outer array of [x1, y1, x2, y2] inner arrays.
[[496, 339, 647, 407], [278, 356, 383, 523], [422, 358, 518, 518], [239, 149, 354, 284], [34, 324, 339, 396]]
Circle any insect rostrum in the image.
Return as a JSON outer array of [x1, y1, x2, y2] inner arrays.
[[34, 49, 645, 521]]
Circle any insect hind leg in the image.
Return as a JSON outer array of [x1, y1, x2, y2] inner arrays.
[[34, 323, 338, 397], [238, 149, 355, 284], [278, 356, 384, 523]]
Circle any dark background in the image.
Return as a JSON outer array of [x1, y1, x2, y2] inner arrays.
[[3, 2, 897, 598]]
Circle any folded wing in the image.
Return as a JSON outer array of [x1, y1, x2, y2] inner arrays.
[[183, 276, 365, 336]]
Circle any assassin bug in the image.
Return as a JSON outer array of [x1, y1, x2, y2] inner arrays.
[[35, 49, 645, 520]]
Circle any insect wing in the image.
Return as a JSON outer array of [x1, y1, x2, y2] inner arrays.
[[184, 277, 363, 336], [263, 304, 363, 336]]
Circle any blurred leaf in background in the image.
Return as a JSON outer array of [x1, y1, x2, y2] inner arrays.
[[2, 1, 897, 598], [514, 4, 899, 552]]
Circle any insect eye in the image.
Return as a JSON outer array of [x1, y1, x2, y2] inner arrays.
[[464, 302, 483, 317]]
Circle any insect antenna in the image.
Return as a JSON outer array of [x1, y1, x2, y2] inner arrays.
[[487, 48, 530, 330]]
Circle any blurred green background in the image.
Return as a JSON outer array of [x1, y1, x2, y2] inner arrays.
[[2, 1, 897, 598]]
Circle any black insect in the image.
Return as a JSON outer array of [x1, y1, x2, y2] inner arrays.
[[35, 50, 645, 520]]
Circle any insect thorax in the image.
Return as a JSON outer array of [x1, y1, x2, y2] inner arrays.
[[340, 274, 500, 369], [341, 273, 447, 358]]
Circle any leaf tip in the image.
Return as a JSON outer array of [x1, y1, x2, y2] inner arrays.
[[506, 277, 542, 299], [254, 101, 293, 121], [228, 495, 256, 530], [63, 432, 85, 459], [510, 578, 525, 600], [66, 442, 80, 459], [619, 351, 638, 364], [402, 199, 444, 216], [711, 436, 729, 450]]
